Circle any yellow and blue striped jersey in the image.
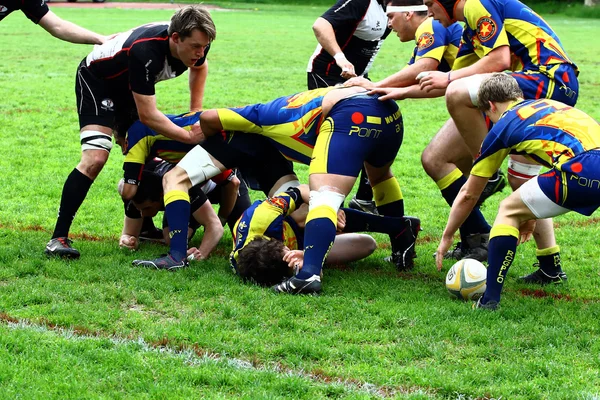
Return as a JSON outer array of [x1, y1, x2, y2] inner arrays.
[[124, 112, 199, 165], [216, 87, 338, 165], [472, 99, 600, 178], [408, 19, 462, 72], [454, 0, 577, 78], [230, 191, 303, 273]]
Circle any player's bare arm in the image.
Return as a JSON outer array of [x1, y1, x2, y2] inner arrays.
[[38, 11, 106, 45], [435, 174, 488, 270], [420, 46, 511, 92], [313, 17, 356, 79], [133, 92, 198, 144], [189, 62, 208, 111]]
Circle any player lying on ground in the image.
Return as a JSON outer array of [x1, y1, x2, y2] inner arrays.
[[119, 160, 249, 266], [435, 73, 600, 310], [232, 184, 420, 286], [134, 85, 420, 295]]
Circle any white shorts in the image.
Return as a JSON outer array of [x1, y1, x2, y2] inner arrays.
[[519, 177, 570, 219], [177, 145, 223, 186], [465, 75, 485, 106]]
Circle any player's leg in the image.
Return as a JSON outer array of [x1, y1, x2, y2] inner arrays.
[[478, 176, 573, 310], [421, 118, 492, 260], [46, 61, 117, 258], [445, 74, 492, 158], [132, 145, 226, 270], [326, 233, 378, 264], [348, 166, 378, 215], [506, 156, 566, 284]]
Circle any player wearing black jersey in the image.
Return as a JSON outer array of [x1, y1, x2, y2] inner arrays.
[[45, 5, 216, 259], [0, 0, 106, 44]]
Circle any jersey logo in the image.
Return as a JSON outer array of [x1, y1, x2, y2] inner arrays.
[[101, 98, 114, 111], [417, 32, 435, 50], [268, 196, 290, 213], [0, 6, 8, 13], [476, 16, 497, 42]]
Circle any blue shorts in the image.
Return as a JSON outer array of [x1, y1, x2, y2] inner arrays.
[[537, 150, 600, 216], [510, 64, 578, 106], [309, 94, 403, 177]]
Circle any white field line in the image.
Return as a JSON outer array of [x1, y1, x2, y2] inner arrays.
[[4, 318, 431, 398]]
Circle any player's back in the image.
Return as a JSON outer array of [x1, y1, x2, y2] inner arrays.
[[463, 0, 576, 74], [486, 99, 600, 169]]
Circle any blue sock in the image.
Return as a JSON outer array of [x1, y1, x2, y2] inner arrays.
[[341, 208, 404, 235], [296, 213, 336, 280], [482, 226, 519, 304], [164, 191, 191, 262]]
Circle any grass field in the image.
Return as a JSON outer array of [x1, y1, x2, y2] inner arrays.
[[1, 3, 600, 399]]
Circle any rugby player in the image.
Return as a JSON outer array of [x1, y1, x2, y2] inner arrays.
[[45, 6, 216, 259], [307, 0, 392, 216], [134, 85, 420, 294], [232, 185, 420, 287], [415, 0, 579, 267], [436, 73, 599, 309], [1, 0, 106, 45], [120, 160, 247, 266]]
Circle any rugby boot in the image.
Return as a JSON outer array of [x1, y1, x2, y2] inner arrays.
[[45, 237, 80, 259], [390, 217, 420, 271], [272, 275, 322, 295], [476, 169, 507, 207], [132, 254, 188, 271], [473, 297, 499, 311], [461, 233, 489, 262], [517, 266, 567, 285], [138, 227, 166, 244], [348, 195, 379, 215]]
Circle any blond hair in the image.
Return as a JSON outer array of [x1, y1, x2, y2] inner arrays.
[[477, 73, 523, 112]]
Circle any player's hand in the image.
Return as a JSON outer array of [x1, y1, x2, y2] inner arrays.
[[189, 122, 205, 144], [334, 53, 357, 79], [367, 87, 408, 101], [283, 250, 304, 273], [343, 76, 374, 89], [435, 235, 454, 271], [336, 209, 346, 232], [518, 220, 536, 245], [418, 71, 449, 92], [119, 234, 139, 250], [187, 247, 205, 261]]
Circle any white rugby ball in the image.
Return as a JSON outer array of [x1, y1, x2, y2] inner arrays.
[[445, 258, 487, 301]]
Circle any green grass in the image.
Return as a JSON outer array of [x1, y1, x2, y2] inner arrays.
[[1, 5, 600, 399]]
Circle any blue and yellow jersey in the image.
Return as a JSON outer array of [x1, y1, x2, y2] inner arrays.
[[124, 112, 199, 165], [230, 191, 304, 273], [454, 0, 577, 78], [408, 19, 462, 72], [216, 87, 338, 165], [472, 99, 600, 178]]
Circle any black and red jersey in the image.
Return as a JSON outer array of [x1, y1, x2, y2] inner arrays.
[[0, 0, 49, 23], [307, 0, 390, 81], [84, 22, 210, 96]]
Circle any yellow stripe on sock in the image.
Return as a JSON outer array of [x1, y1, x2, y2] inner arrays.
[[490, 224, 519, 240], [536, 245, 560, 257], [372, 176, 403, 207], [164, 190, 190, 206], [309, 118, 334, 175], [436, 168, 463, 190], [305, 205, 337, 225]]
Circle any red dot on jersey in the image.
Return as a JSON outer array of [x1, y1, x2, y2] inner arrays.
[[351, 112, 364, 124], [571, 162, 583, 173]]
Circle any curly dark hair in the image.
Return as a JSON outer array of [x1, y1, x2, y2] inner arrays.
[[237, 237, 292, 286]]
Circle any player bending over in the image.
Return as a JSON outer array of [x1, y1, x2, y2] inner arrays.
[[435, 73, 600, 310]]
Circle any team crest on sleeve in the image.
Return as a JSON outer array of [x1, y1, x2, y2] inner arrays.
[[417, 32, 435, 50], [476, 16, 497, 42], [268, 197, 290, 213]]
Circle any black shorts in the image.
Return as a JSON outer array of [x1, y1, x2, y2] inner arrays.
[[75, 59, 138, 136], [201, 133, 295, 195]]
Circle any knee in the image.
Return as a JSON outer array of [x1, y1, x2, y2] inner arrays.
[[421, 144, 440, 177], [79, 151, 108, 178], [364, 235, 377, 255], [445, 80, 472, 113]]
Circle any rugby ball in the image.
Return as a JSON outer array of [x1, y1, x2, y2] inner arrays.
[[445, 259, 487, 301]]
